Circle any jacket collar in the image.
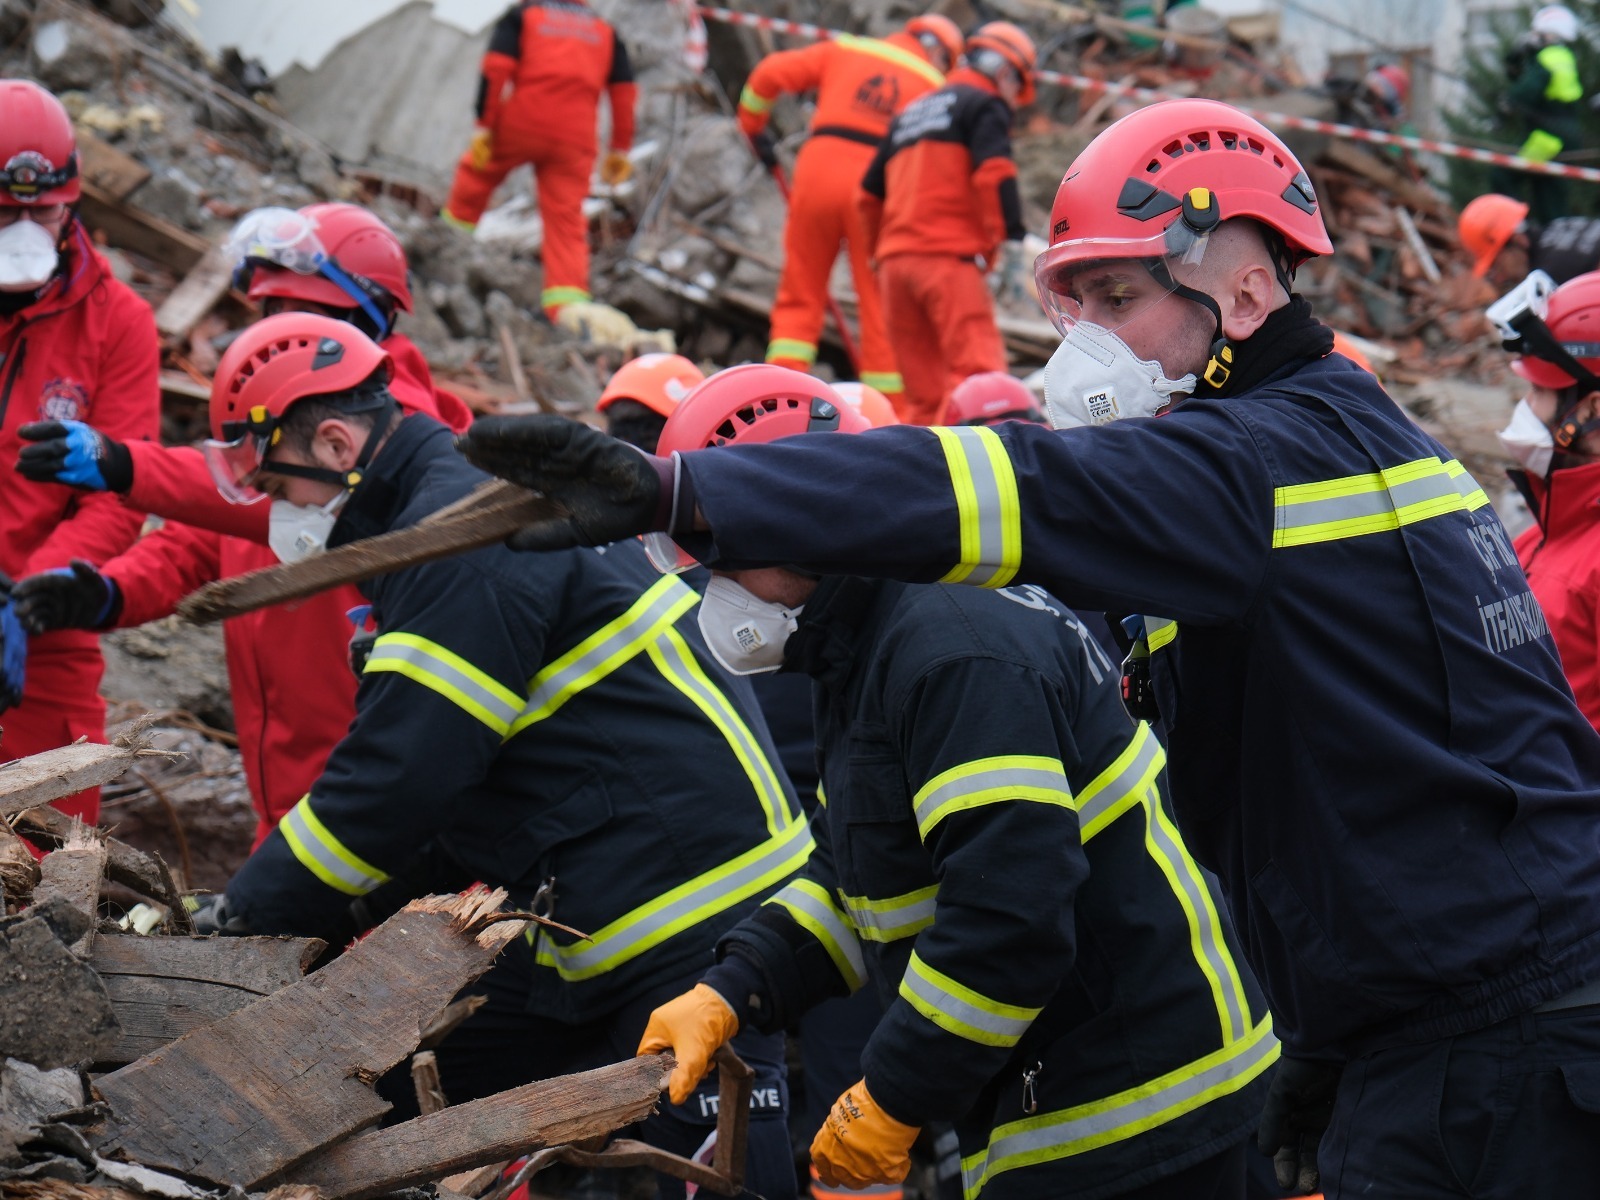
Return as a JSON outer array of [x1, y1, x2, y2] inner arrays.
[[783, 575, 893, 691], [327, 412, 451, 548], [1513, 457, 1600, 540], [946, 67, 1004, 101]]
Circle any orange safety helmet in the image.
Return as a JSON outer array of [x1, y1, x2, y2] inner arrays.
[[965, 22, 1037, 106], [597, 353, 706, 418], [906, 13, 964, 73], [832, 380, 902, 428], [1459, 193, 1530, 279], [945, 372, 1046, 425], [0, 80, 79, 206]]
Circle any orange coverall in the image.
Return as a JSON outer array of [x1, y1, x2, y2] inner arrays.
[[737, 32, 945, 404], [858, 69, 1022, 424], [444, 0, 637, 317]]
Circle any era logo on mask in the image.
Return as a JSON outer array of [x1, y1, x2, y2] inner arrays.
[[38, 378, 88, 423], [1082, 387, 1120, 424]]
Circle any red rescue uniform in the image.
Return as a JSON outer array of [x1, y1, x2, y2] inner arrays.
[[443, 0, 636, 317], [0, 224, 159, 821], [1515, 460, 1600, 731], [858, 69, 1021, 424], [737, 33, 945, 404], [108, 333, 469, 845]]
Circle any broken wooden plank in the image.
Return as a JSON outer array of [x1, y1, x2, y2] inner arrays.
[[411, 1051, 447, 1116], [0, 742, 164, 819], [32, 823, 107, 956], [95, 891, 529, 1188], [75, 131, 152, 202], [155, 244, 237, 342], [0, 817, 40, 908], [494, 323, 536, 410], [419, 994, 488, 1050], [284, 1056, 670, 1200], [0, 902, 121, 1068], [14, 805, 193, 933], [89, 934, 323, 1065], [177, 482, 562, 625], [77, 181, 210, 274]]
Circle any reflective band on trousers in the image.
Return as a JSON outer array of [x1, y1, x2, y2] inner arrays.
[[535, 819, 813, 980], [930, 425, 1021, 588], [280, 795, 391, 896], [960, 1016, 1280, 1198], [859, 371, 905, 394], [839, 884, 937, 943], [836, 33, 945, 88], [766, 338, 818, 366], [899, 950, 1043, 1048], [766, 878, 866, 990], [365, 632, 524, 736], [541, 286, 591, 310], [913, 754, 1073, 840], [1273, 456, 1489, 548]]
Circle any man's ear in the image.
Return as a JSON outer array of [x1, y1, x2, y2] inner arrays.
[[1220, 262, 1278, 341], [312, 418, 361, 470]]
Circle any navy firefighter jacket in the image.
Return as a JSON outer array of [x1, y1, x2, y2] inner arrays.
[[227, 415, 809, 1022], [676, 350, 1600, 1055]]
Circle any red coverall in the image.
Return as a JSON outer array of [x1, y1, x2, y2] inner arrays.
[[443, 0, 637, 317], [0, 225, 159, 821], [107, 334, 470, 845], [736, 32, 945, 405], [858, 69, 1021, 424], [1515, 459, 1600, 731]]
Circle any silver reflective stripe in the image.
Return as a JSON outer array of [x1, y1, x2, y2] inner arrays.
[[1076, 729, 1164, 836], [913, 759, 1072, 839], [366, 638, 522, 734], [840, 886, 937, 942], [951, 426, 1013, 587], [280, 801, 388, 895], [1279, 468, 1472, 529], [767, 881, 866, 990], [900, 953, 1040, 1047]]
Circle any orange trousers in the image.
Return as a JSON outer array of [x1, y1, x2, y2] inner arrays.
[[878, 253, 1007, 425], [767, 137, 903, 402], [444, 115, 597, 317]]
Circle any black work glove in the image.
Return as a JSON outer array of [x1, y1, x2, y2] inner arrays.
[[186, 893, 253, 936], [13, 562, 119, 634], [15, 421, 134, 493], [749, 131, 780, 170], [456, 415, 667, 552], [1256, 1056, 1343, 1195]]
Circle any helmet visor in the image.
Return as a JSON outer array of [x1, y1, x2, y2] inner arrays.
[[641, 531, 696, 574], [1033, 230, 1193, 338], [202, 434, 270, 505]]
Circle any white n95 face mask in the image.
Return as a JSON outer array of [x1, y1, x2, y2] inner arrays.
[[0, 219, 59, 292], [1043, 321, 1196, 429], [1497, 397, 1555, 477], [268, 494, 346, 564], [697, 575, 801, 676]]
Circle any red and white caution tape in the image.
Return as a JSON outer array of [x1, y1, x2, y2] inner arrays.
[[696, 4, 1600, 184]]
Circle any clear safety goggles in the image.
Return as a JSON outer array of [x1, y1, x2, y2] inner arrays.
[[641, 531, 695, 574], [1486, 268, 1556, 345], [1032, 226, 1213, 337], [226, 206, 391, 333], [202, 432, 271, 505]]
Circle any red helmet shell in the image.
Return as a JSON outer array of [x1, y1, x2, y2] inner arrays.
[[1041, 98, 1333, 292], [211, 311, 393, 439], [945, 372, 1045, 425], [0, 81, 79, 205], [658, 364, 869, 455], [1513, 272, 1600, 390], [247, 202, 414, 312]]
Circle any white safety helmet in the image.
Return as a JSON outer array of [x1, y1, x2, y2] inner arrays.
[[1533, 4, 1580, 42]]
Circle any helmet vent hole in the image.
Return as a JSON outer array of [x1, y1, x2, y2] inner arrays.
[[1163, 139, 1185, 159], [1190, 132, 1210, 151], [1245, 137, 1264, 155], [1272, 154, 1283, 167], [1219, 131, 1238, 150], [1145, 159, 1160, 174]]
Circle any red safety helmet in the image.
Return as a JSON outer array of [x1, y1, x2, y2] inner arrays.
[[1364, 63, 1410, 117], [1512, 272, 1600, 391], [646, 364, 868, 572], [832, 381, 901, 428], [906, 14, 964, 72], [945, 372, 1046, 425], [966, 22, 1037, 106], [597, 353, 706, 418], [1034, 98, 1333, 334], [1459, 193, 1530, 279], [0, 81, 79, 206], [205, 312, 393, 502]]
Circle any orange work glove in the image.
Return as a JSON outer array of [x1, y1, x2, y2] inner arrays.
[[599, 150, 633, 185], [637, 982, 739, 1104], [810, 1079, 920, 1190], [468, 127, 493, 171]]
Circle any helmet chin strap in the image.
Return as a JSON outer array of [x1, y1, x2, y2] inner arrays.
[[1143, 256, 1233, 389], [258, 395, 397, 492]]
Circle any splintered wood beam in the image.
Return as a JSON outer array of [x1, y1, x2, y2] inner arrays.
[[94, 891, 529, 1188], [0, 742, 161, 818], [283, 1056, 671, 1200], [33, 823, 108, 955], [178, 482, 562, 624], [0, 817, 39, 908], [13, 805, 193, 933]]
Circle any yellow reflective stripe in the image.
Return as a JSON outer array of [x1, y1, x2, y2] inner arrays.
[[913, 754, 1073, 840], [836, 33, 946, 88], [1146, 618, 1177, 652], [739, 83, 774, 115], [364, 632, 524, 736], [647, 626, 798, 834], [816, 781, 827, 808], [766, 878, 866, 991], [899, 950, 1043, 1048], [960, 1016, 1279, 1198], [1521, 128, 1566, 162], [541, 286, 591, 309], [439, 207, 476, 232], [1540, 44, 1583, 102], [839, 884, 937, 943], [1273, 456, 1490, 548], [859, 371, 904, 394], [279, 795, 391, 896], [766, 338, 818, 366], [1076, 724, 1166, 841], [534, 819, 814, 980], [931, 426, 1022, 588], [512, 576, 697, 733]]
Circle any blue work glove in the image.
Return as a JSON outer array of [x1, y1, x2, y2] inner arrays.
[[13, 562, 119, 633], [15, 420, 134, 493], [0, 583, 26, 714]]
